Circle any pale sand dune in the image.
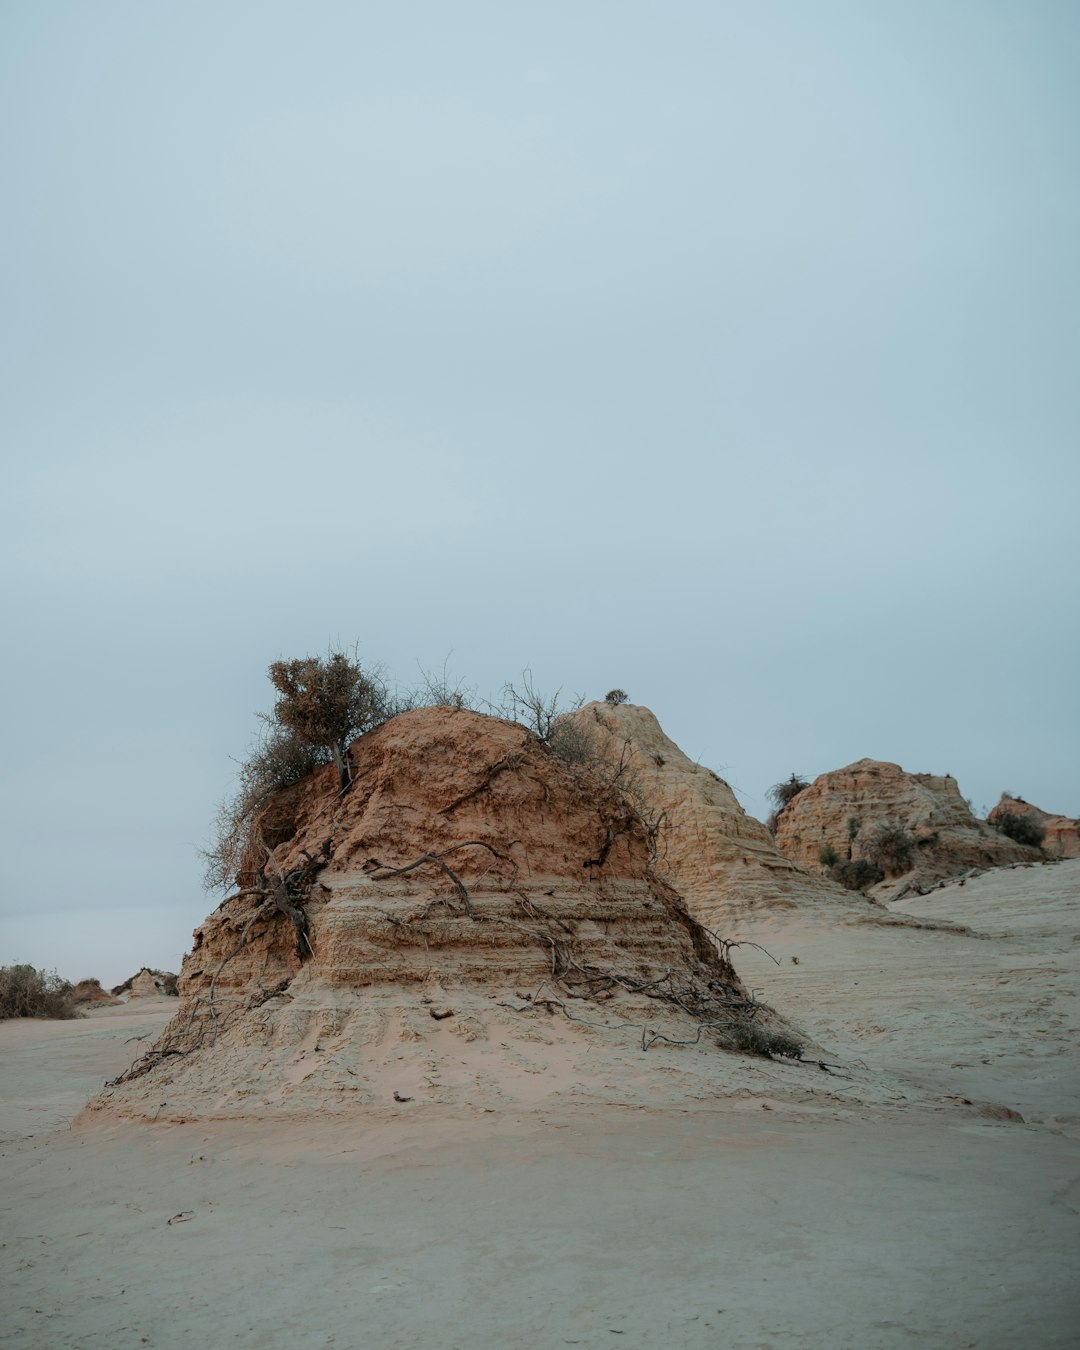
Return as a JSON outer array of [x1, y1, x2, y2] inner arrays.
[[2, 864, 1079, 1349]]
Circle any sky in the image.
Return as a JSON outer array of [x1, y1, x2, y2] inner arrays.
[[2, 1, 1077, 988]]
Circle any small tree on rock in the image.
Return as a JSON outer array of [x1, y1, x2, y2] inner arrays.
[[268, 649, 391, 793], [203, 647, 396, 892]]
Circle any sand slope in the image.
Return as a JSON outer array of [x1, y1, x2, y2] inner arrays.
[[1, 863, 1078, 1348]]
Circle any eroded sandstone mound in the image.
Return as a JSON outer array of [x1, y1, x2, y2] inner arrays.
[[773, 759, 1043, 886], [86, 708, 798, 1121], [71, 980, 120, 1008], [989, 795, 1079, 859], [565, 702, 878, 928]]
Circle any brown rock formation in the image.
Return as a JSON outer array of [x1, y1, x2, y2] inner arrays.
[[112, 969, 178, 1000], [988, 796, 1079, 859], [564, 703, 879, 927], [71, 980, 120, 1007], [773, 759, 1043, 885], [87, 708, 798, 1121]]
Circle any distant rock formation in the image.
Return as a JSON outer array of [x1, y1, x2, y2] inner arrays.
[[71, 979, 121, 1007], [87, 707, 799, 1121], [111, 969, 179, 1000], [565, 703, 879, 926], [989, 795, 1079, 859], [773, 759, 1043, 886]]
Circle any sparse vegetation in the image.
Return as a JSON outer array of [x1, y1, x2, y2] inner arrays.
[[605, 689, 629, 705], [202, 724, 332, 890], [728, 1022, 804, 1060], [0, 965, 77, 1019], [994, 811, 1045, 849], [768, 774, 809, 811], [829, 859, 885, 892], [860, 822, 915, 875], [411, 659, 478, 711], [818, 843, 840, 868], [500, 671, 584, 744], [204, 646, 399, 891]]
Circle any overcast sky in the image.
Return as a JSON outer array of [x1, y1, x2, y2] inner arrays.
[[2, 1, 1077, 988]]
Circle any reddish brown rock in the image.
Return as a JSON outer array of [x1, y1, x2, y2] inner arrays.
[[86, 708, 798, 1121], [773, 759, 1042, 885], [988, 796, 1079, 859], [565, 703, 879, 927], [71, 980, 120, 1007]]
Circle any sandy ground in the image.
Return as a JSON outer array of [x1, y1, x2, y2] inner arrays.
[[2, 863, 1079, 1349]]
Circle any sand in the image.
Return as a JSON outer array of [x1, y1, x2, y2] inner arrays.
[[2, 863, 1079, 1349]]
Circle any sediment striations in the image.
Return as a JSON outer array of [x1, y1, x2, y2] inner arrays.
[[773, 759, 1043, 885], [86, 708, 797, 1121], [563, 703, 878, 927]]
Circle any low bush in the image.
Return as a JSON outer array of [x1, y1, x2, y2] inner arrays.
[[818, 843, 839, 868], [728, 1022, 804, 1059], [0, 965, 78, 1020], [829, 859, 885, 892], [411, 661, 478, 711], [861, 822, 915, 875], [994, 811, 1045, 849]]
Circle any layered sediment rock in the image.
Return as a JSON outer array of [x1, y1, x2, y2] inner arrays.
[[564, 702, 877, 926], [989, 795, 1079, 859], [87, 708, 796, 1121], [773, 760, 1043, 885]]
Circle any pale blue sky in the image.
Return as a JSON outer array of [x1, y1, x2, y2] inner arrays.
[[2, 2, 1077, 985]]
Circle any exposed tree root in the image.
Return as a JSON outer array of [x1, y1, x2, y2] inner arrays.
[[113, 831, 803, 1085]]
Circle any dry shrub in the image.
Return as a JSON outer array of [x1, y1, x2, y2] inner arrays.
[[994, 811, 1045, 849], [0, 965, 77, 1019], [728, 1022, 804, 1059], [860, 822, 915, 875], [768, 774, 809, 811], [500, 671, 583, 742], [829, 859, 885, 892], [202, 726, 331, 891], [410, 661, 478, 711]]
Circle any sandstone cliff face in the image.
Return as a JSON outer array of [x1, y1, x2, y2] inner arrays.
[[564, 703, 877, 927], [773, 760, 1043, 884], [989, 796, 1079, 859], [87, 708, 796, 1121]]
